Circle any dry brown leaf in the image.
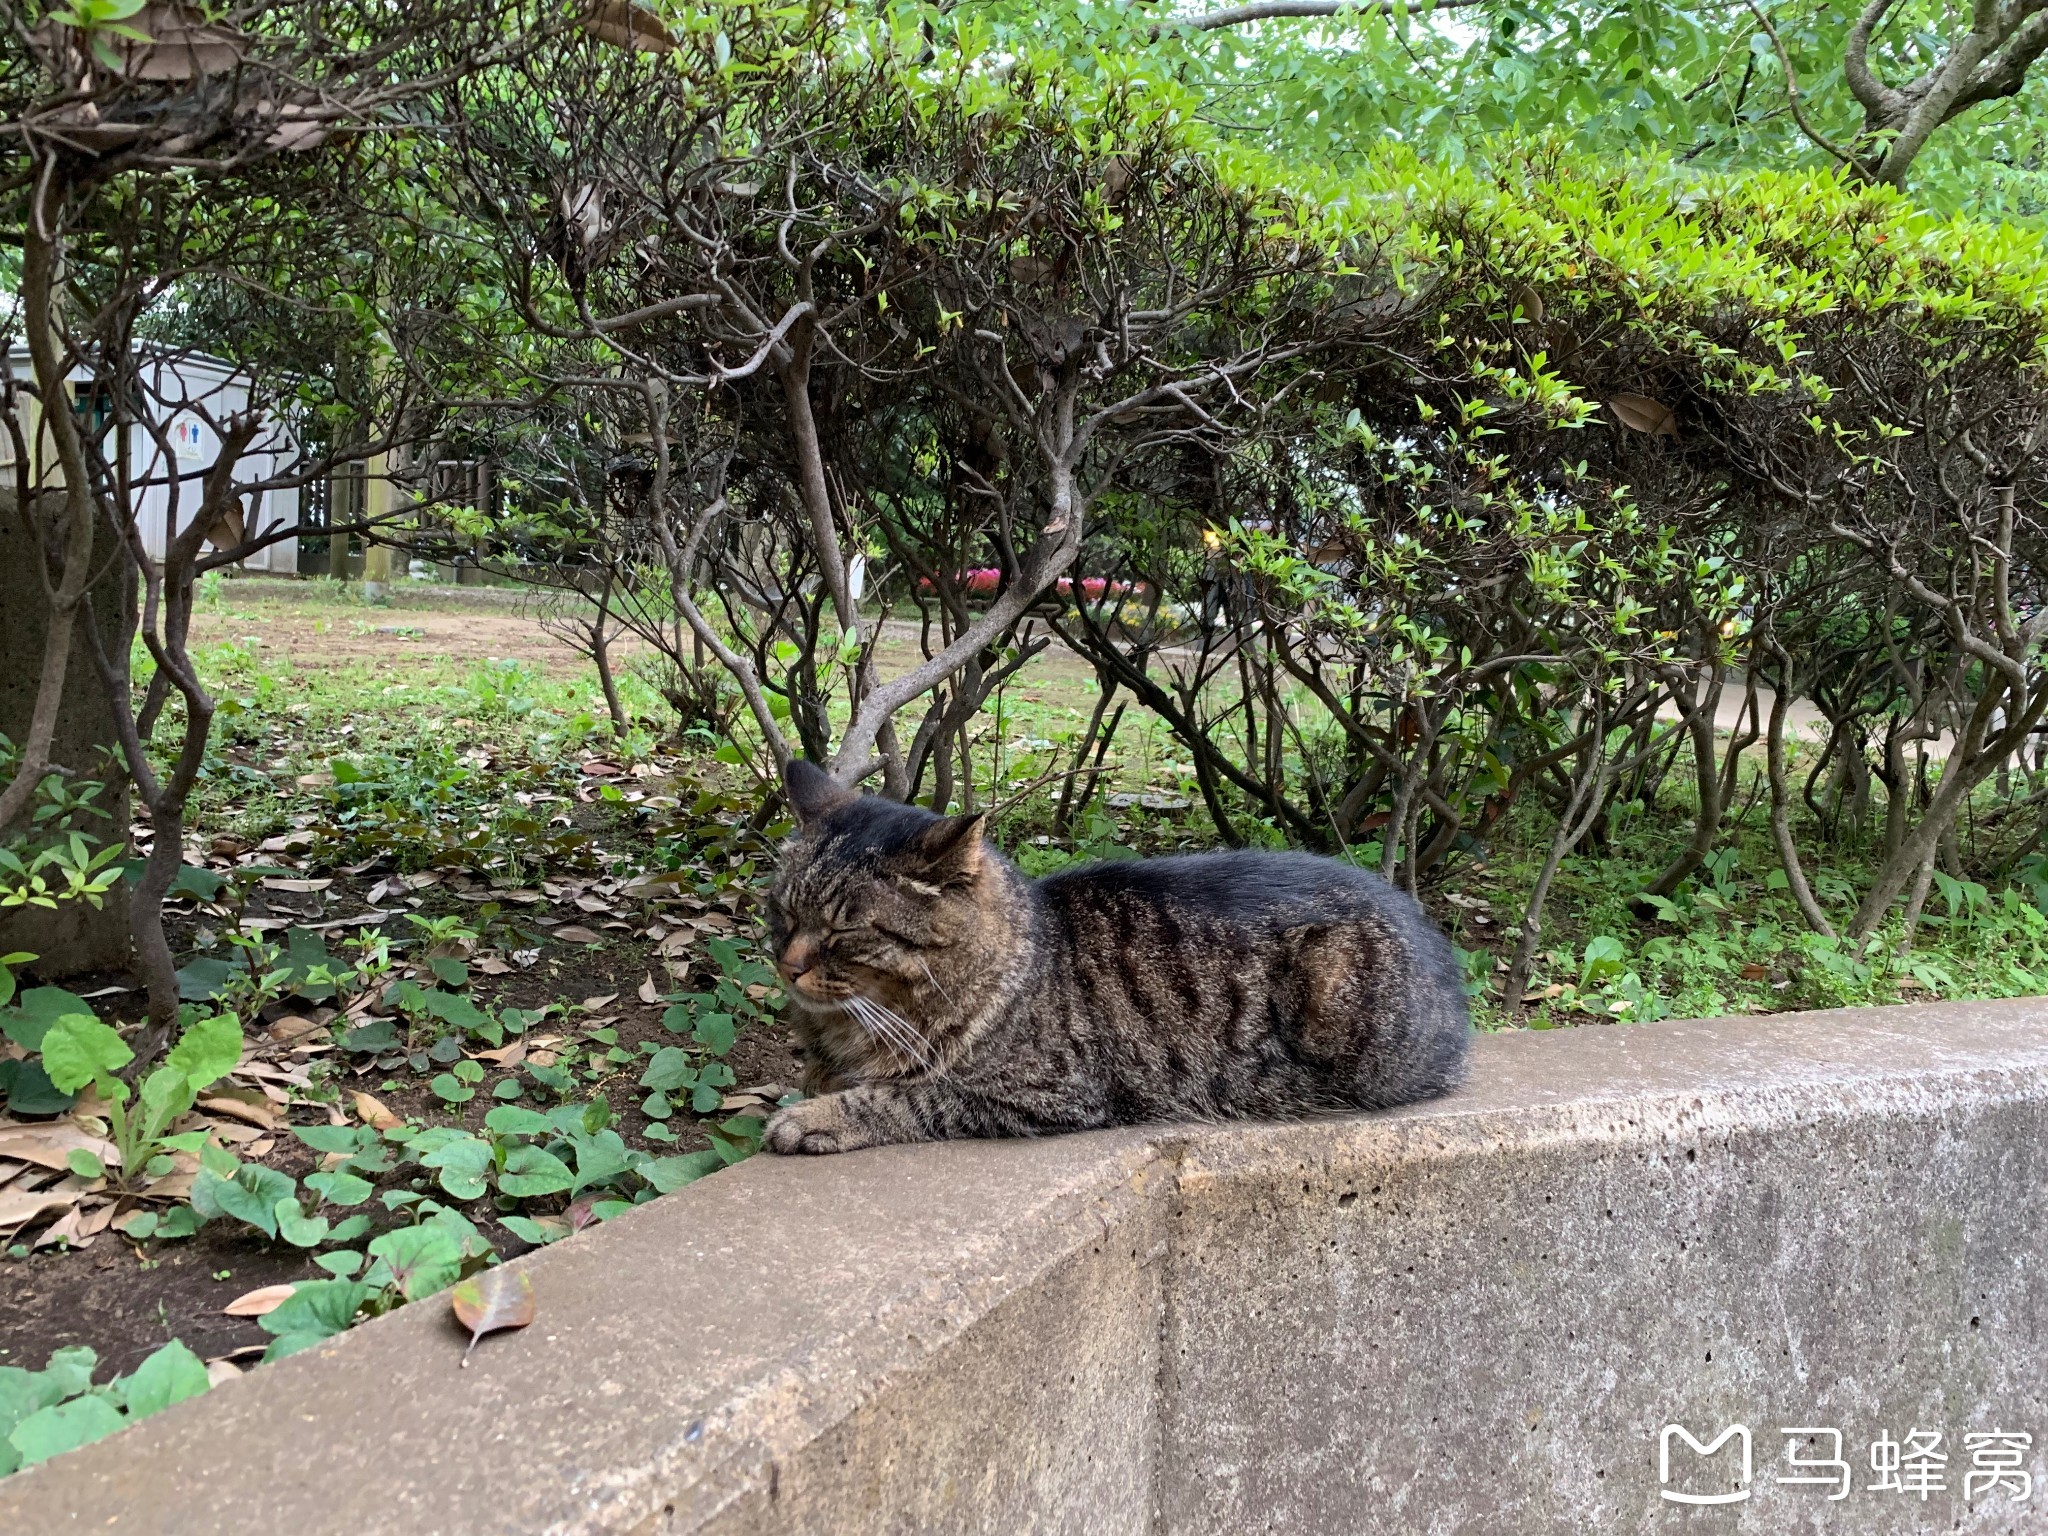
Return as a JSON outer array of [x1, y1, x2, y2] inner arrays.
[[198, 1094, 281, 1131], [474, 957, 512, 976], [637, 975, 660, 1005], [1510, 282, 1544, 324], [352, 1092, 402, 1131], [0, 1186, 77, 1234], [75, 1202, 114, 1238], [552, 926, 604, 946], [205, 1121, 265, 1145], [34, 1209, 90, 1249], [474, 1042, 527, 1068], [267, 1015, 327, 1046], [451, 1268, 536, 1366], [581, 0, 676, 53], [204, 1358, 244, 1387], [622, 869, 688, 897], [579, 993, 618, 1012], [0, 1124, 122, 1171], [261, 877, 332, 892], [1606, 393, 1677, 436], [657, 930, 695, 957], [222, 1283, 298, 1318], [145, 1155, 199, 1201]]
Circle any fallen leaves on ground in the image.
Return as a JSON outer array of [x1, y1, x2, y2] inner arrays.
[[451, 1268, 536, 1366], [222, 1284, 299, 1318], [351, 1091, 402, 1130], [0, 1122, 123, 1171]]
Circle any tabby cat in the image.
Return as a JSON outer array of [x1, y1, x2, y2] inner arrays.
[[761, 759, 1470, 1155]]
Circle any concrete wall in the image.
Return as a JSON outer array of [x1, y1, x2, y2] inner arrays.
[[5, 1001, 2048, 1534]]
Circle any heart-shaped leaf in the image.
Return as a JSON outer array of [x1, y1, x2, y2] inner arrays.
[[450, 1268, 535, 1366]]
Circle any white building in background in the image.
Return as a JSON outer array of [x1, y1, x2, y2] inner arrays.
[[1, 345, 302, 573]]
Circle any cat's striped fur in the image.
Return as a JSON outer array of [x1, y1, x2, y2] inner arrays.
[[762, 759, 1470, 1155]]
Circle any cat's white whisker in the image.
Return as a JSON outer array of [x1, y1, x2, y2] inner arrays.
[[917, 957, 954, 1006], [850, 994, 935, 1071]]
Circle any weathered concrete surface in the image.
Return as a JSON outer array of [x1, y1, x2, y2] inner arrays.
[[4, 1002, 2048, 1534]]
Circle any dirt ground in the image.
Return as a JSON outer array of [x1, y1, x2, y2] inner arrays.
[[187, 576, 1117, 706]]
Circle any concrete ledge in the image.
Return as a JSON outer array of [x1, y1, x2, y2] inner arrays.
[[6, 1001, 2048, 1533]]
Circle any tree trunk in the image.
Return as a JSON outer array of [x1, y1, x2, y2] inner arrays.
[[0, 489, 133, 976]]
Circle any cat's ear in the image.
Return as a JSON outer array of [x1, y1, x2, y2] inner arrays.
[[907, 812, 986, 884], [783, 758, 852, 825]]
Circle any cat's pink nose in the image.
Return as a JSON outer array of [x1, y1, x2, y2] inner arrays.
[[780, 938, 818, 978]]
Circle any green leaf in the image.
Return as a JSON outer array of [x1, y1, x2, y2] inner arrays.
[[0, 1058, 74, 1115], [293, 1125, 372, 1155], [166, 865, 226, 902], [303, 1171, 374, 1208], [2, 987, 95, 1052], [366, 1226, 463, 1302], [452, 1059, 484, 1084], [65, 1148, 105, 1180], [707, 1115, 765, 1165], [31, 1346, 97, 1406], [165, 1014, 243, 1092], [692, 1012, 737, 1056], [174, 958, 238, 1002], [116, 1341, 209, 1420], [498, 1144, 574, 1198], [482, 1105, 552, 1137], [566, 1129, 631, 1193], [689, 1080, 724, 1114], [430, 1072, 476, 1104], [1579, 935, 1627, 986], [642, 1150, 722, 1193], [38, 1013, 132, 1093], [326, 1213, 372, 1246], [338, 1018, 400, 1053], [639, 1046, 696, 1093], [314, 1250, 365, 1278], [7, 1395, 126, 1466], [256, 1280, 368, 1355], [426, 991, 495, 1035], [500, 1214, 566, 1245], [204, 1163, 296, 1238], [137, 1065, 198, 1133], [428, 956, 469, 987], [275, 1198, 331, 1249], [417, 1133, 492, 1200]]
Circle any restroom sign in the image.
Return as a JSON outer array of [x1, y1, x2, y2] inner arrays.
[[172, 418, 205, 459]]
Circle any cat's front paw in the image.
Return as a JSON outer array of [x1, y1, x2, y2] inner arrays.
[[764, 1097, 850, 1155]]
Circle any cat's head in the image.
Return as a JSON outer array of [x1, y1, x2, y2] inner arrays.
[[767, 760, 1005, 1029]]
